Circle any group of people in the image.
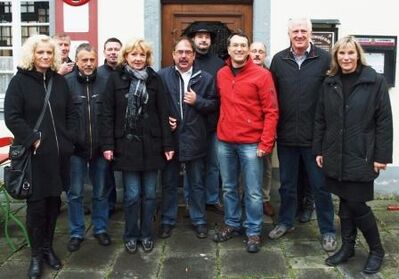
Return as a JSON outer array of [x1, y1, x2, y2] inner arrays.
[[4, 17, 392, 279]]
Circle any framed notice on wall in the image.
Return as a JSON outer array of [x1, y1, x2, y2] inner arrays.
[[353, 35, 397, 87], [312, 31, 335, 52]]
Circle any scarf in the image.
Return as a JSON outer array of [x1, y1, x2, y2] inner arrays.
[[124, 65, 149, 134]]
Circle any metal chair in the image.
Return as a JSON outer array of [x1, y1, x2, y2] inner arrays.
[[0, 136, 30, 251]]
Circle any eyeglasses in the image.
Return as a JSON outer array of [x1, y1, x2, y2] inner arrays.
[[174, 50, 194, 56]]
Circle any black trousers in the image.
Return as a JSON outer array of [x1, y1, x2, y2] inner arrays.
[[26, 196, 61, 256]]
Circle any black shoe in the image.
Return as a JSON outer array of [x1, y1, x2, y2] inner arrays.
[[194, 224, 208, 239], [125, 240, 137, 254], [246, 235, 261, 253], [206, 203, 225, 215], [159, 224, 174, 239], [363, 250, 385, 274], [141, 239, 154, 252], [42, 247, 62, 270], [67, 237, 83, 252], [299, 208, 313, 223], [94, 232, 112, 246], [28, 256, 42, 279]]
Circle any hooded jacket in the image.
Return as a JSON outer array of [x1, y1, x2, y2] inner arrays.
[[5, 68, 76, 199]]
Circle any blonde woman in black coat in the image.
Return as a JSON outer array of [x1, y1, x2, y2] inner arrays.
[[102, 39, 174, 253], [313, 36, 393, 274], [5, 34, 76, 278]]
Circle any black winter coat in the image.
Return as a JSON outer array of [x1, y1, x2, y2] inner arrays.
[[101, 67, 174, 171], [5, 68, 76, 200], [312, 66, 393, 182], [270, 44, 330, 147], [157, 66, 218, 161], [65, 68, 108, 159]]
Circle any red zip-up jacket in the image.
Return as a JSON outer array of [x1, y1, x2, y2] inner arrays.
[[216, 57, 279, 153]]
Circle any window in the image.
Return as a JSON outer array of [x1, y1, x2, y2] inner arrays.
[[0, 0, 54, 111]]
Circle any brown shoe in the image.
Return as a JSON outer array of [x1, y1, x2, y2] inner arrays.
[[263, 202, 275, 216], [206, 203, 225, 215], [246, 235, 261, 253]]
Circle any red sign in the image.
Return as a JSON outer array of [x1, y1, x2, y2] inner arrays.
[[62, 0, 90, 6]]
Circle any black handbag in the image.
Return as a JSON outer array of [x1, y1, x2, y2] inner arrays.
[[3, 78, 53, 200]]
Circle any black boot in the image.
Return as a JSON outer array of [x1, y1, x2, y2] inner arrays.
[[27, 227, 43, 279], [42, 198, 62, 270], [355, 211, 385, 274], [325, 216, 357, 266], [28, 256, 43, 279]]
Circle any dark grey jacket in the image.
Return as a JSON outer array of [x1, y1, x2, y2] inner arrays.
[[312, 66, 393, 182], [157, 65, 218, 161], [270, 44, 330, 146]]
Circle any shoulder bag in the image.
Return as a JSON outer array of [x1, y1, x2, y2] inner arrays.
[[3, 78, 53, 200]]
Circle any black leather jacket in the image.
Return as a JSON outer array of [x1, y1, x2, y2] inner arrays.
[[65, 68, 108, 159]]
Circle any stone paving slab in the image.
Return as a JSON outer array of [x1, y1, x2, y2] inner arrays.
[[220, 247, 288, 278], [109, 248, 161, 279], [161, 254, 217, 279]]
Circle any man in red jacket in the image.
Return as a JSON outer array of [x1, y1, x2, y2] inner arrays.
[[213, 33, 279, 253]]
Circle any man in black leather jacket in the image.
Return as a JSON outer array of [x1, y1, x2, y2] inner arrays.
[[64, 43, 112, 252]]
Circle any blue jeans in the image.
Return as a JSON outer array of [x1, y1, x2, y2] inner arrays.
[[217, 140, 263, 236], [161, 157, 206, 226], [107, 169, 117, 210], [123, 170, 158, 241], [67, 155, 110, 238], [183, 132, 220, 205], [277, 145, 335, 234]]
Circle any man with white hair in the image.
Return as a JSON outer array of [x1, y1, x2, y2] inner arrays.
[[249, 41, 274, 217], [268, 18, 337, 252]]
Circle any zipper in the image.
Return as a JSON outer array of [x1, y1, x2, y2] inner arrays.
[[86, 77, 93, 159], [48, 102, 60, 156], [42, 74, 59, 156]]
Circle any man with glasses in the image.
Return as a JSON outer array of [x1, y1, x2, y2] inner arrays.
[[249, 41, 274, 217], [213, 33, 279, 253], [158, 36, 218, 239]]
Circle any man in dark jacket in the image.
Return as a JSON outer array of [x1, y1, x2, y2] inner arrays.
[[158, 36, 219, 239], [268, 18, 336, 252], [65, 43, 112, 252], [186, 23, 225, 215], [97, 37, 122, 216], [53, 33, 74, 75]]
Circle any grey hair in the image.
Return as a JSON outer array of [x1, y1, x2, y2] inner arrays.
[[288, 17, 312, 33]]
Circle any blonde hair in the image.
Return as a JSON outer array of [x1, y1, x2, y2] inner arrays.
[[18, 34, 61, 71], [117, 39, 153, 67], [328, 36, 368, 76]]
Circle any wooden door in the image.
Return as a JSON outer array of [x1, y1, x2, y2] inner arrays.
[[161, 3, 253, 67]]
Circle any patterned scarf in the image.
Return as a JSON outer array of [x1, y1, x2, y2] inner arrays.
[[124, 65, 149, 133]]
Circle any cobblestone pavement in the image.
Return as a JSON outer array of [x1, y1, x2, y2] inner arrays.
[[1, 182, 399, 279]]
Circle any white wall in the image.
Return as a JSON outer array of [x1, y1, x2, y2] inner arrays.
[[97, 0, 145, 63], [269, 0, 399, 165]]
